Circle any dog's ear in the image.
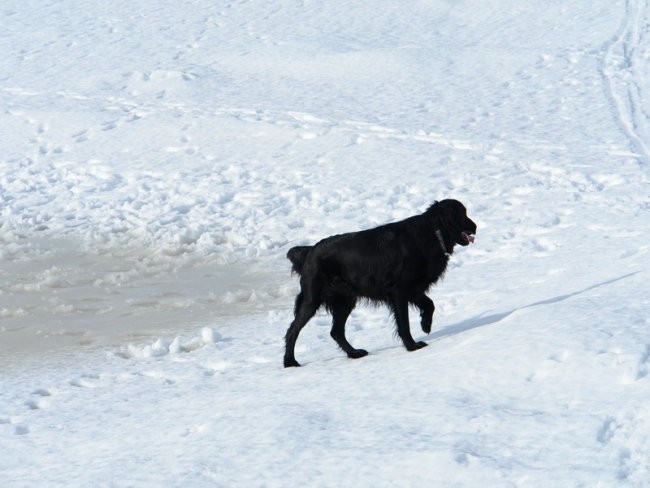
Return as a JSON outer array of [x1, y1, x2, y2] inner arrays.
[[438, 202, 460, 231]]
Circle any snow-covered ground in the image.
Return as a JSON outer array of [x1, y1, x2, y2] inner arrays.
[[1, 0, 649, 486]]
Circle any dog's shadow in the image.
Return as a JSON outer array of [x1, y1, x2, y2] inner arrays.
[[426, 271, 640, 342]]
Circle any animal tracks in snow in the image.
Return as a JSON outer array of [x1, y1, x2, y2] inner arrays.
[[13, 424, 30, 436], [596, 408, 650, 482], [25, 389, 53, 411], [1, 322, 279, 445], [69, 374, 102, 389], [0, 417, 29, 436]]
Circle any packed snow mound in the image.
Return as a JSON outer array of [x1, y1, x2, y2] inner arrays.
[[115, 327, 222, 359]]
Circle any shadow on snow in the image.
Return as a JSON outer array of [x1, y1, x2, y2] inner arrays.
[[427, 271, 641, 342]]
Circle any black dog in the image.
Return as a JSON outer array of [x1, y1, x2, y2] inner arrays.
[[284, 199, 477, 367]]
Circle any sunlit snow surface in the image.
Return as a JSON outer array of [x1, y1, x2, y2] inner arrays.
[[1, 0, 649, 486]]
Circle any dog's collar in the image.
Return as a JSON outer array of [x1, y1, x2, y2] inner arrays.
[[435, 229, 450, 256]]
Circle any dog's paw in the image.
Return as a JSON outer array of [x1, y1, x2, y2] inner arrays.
[[406, 341, 428, 351], [421, 320, 432, 334], [284, 358, 301, 368], [347, 349, 368, 359]]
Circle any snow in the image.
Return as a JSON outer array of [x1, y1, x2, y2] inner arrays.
[[1, 0, 649, 486]]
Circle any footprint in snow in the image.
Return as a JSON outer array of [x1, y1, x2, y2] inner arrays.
[[32, 388, 53, 397], [101, 121, 118, 131], [203, 360, 232, 376], [597, 416, 620, 445], [1, 418, 30, 436], [526, 352, 568, 382], [72, 129, 89, 142], [24, 389, 54, 410], [70, 374, 100, 388], [25, 399, 47, 410]]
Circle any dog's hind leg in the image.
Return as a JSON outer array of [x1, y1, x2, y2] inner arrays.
[[392, 294, 428, 352], [284, 287, 321, 368], [327, 295, 367, 360], [412, 294, 434, 334]]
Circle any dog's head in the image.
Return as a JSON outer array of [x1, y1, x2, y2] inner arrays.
[[430, 199, 477, 250]]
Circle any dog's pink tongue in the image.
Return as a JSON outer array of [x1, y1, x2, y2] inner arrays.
[[463, 232, 475, 244]]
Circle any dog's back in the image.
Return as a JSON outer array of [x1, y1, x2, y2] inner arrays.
[[294, 217, 434, 300]]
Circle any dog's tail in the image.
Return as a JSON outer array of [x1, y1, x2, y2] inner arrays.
[[287, 246, 312, 275]]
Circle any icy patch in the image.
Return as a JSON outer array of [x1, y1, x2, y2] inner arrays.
[[0, 237, 287, 359]]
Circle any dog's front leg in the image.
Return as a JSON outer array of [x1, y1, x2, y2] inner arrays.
[[412, 294, 434, 334], [392, 294, 428, 351]]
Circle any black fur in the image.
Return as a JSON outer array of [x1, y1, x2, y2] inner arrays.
[[284, 199, 477, 367]]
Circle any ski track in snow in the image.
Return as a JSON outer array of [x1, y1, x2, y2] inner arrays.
[[601, 0, 650, 165]]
